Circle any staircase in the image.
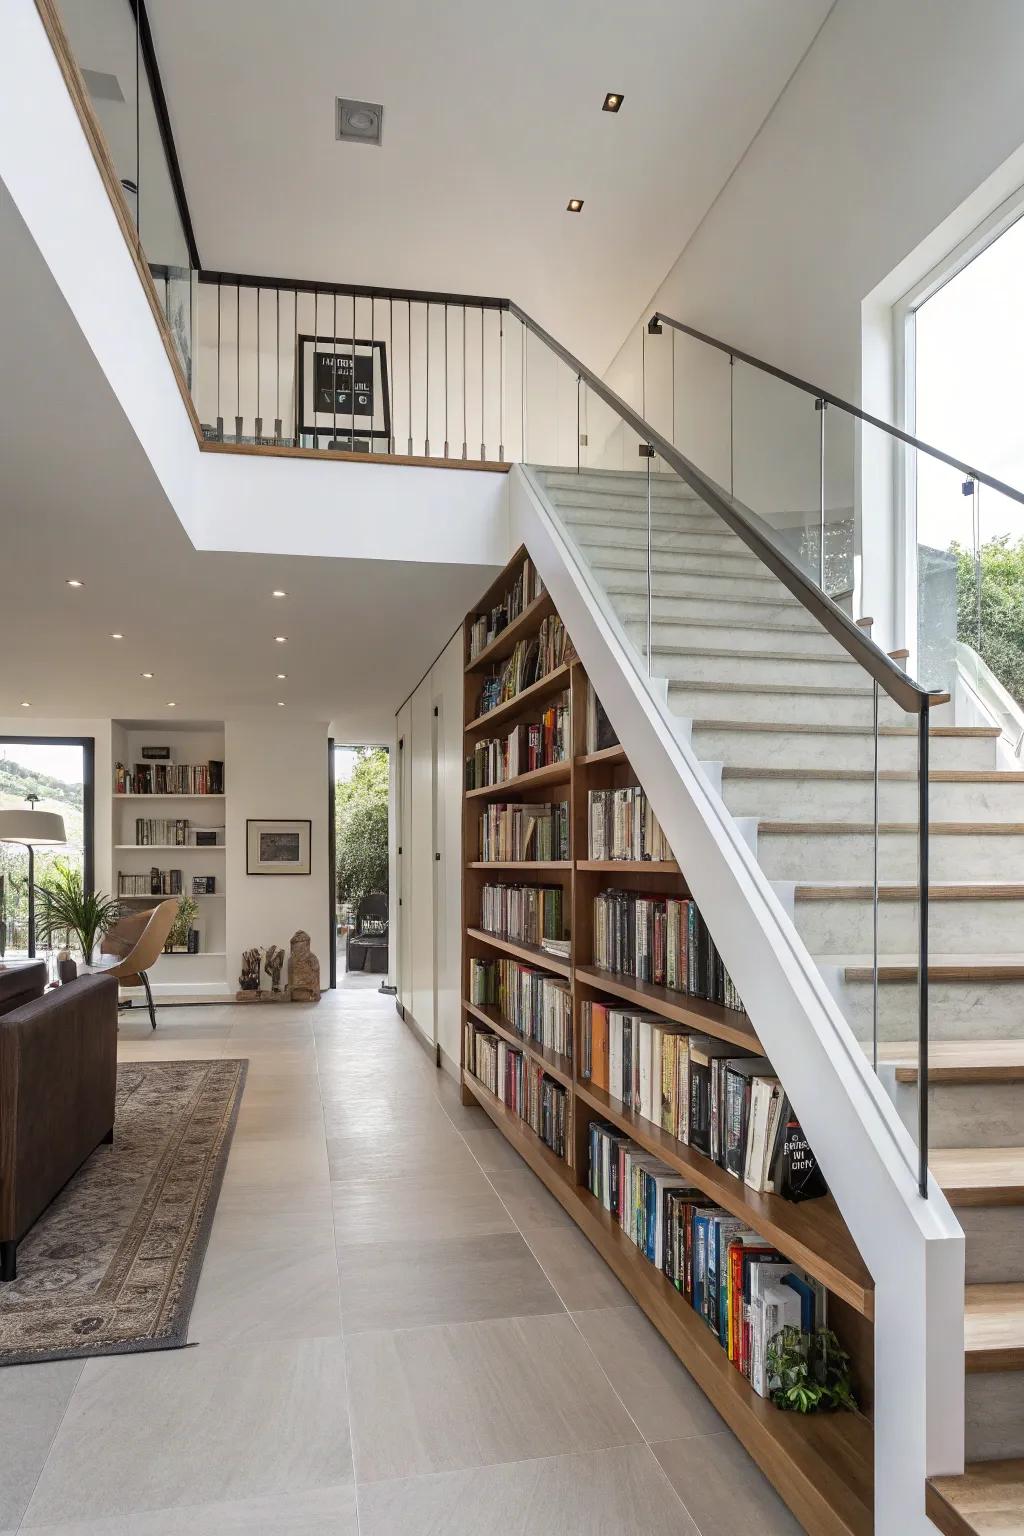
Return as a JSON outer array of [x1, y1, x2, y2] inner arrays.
[[536, 465, 1024, 1536]]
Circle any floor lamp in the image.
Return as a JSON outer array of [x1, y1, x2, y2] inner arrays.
[[0, 798, 67, 960]]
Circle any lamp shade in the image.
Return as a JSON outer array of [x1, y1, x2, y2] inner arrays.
[[0, 808, 67, 846]]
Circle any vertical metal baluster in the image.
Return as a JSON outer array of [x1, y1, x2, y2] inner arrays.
[[388, 297, 395, 453], [255, 287, 262, 440], [444, 304, 450, 458], [313, 290, 319, 451], [918, 697, 930, 1198], [370, 297, 375, 454], [351, 293, 356, 449], [407, 302, 413, 456], [965, 477, 982, 647], [646, 446, 653, 672], [522, 319, 528, 463], [425, 302, 430, 457], [216, 281, 223, 440], [498, 310, 504, 463], [729, 355, 735, 497], [274, 288, 282, 442], [134, 5, 140, 239], [234, 286, 242, 442], [576, 375, 581, 476], [332, 291, 337, 449], [671, 327, 676, 445], [480, 308, 486, 461], [461, 305, 468, 460], [872, 680, 880, 1073], [816, 397, 827, 589]]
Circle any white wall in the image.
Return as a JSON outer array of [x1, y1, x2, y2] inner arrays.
[[605, 0, 1024, 645], [225, 715, 330, 991], [391, 630, 464, 1071]]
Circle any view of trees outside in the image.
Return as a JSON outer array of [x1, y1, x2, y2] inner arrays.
[[916, 210, 1024, 702], [0, 742, 85, 957], [334, 746, 388, 947]]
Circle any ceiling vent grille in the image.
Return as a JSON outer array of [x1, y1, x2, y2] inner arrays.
[[336, 98, 384, 147]]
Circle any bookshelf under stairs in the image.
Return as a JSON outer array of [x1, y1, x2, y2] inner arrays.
[[111, 721, 228, 998], [461, 548, 875, 1536], [527, 466, 1024, 1536]]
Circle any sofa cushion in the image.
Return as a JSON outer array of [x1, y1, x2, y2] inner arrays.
[[0, 959, 47, 1017]]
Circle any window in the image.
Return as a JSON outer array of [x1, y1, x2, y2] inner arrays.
[[0, 738, 94, 960]]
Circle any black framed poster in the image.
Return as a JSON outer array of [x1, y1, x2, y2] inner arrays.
[[296, 334, 390, 446]]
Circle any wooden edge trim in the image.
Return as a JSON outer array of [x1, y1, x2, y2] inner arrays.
[[199, 440, 511, 472]]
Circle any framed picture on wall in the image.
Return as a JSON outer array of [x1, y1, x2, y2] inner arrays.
[[246, 818, 312, 875], [296, 334, 390, 447]]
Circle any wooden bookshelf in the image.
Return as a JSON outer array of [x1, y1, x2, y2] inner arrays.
[[459, 547, 874, 1536]]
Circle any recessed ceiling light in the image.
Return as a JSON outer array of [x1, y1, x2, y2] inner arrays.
[[141, 672, 154, 679], [66, 579, 83, 588], [276, 672, 287, 680], [602, 92, 624, 113], [111, 632, 124, 640], [336, 97, 384, 146], [272, 589, 287, 598], [166, 701, 177, 708], [276, 700, 286, 707], [20, 700, 30, 708], [275, 635, 288, 643], [566, 198, 584, 213]]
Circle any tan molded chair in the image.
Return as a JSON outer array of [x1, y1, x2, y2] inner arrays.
[[99, 899, 178, 1030]]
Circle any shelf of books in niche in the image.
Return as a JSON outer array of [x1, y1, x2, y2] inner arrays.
[[465, 553, 552, 668], [113, 758, 225, 795], [465, 687, 570, 792], [472, 613, 573, 723]]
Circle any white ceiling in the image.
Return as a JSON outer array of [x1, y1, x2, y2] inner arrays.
[[146, 0, 832, 370], [0, 188, 489, 736]]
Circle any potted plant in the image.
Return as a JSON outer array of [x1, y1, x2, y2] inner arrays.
[[165, 894, 198, 954], [34, 860, 121, 965], [765, 1326, 857, 1414]]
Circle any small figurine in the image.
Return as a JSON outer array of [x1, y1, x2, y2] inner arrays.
[[264, 944, 285, 992], [288, 930, 320, 1002], [238, 947, 261, 992]]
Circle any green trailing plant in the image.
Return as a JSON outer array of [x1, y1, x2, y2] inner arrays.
[[765, 1326, 857, 1414], [168, 894, 198, 949], [34, 859, 121, 964]]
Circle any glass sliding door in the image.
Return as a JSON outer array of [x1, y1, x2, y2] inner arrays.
[[333, 745, 389, 986], [0, 738, 93, 963]]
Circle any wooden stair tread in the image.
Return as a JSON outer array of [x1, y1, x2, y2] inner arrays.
[[759, 821, 1024, 836], [835, 954, 1024, 983], [877, 1041, 1024, 1083], [693, 719, 999, 738], [966, 1284, 1024, 1371], [931, 1148, 1024, 1206], [725, 767, 1024, 784], [928, 1459, 1024, 1536], [798, 883, 1024, 903]]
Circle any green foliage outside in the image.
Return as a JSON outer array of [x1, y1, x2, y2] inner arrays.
[[952, 535, 1024, 706], [0, 757, 84, 952], [335, 748, 389, 915]]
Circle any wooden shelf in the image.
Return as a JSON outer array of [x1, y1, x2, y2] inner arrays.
[[465, 590, 555, 672], [576, 859, 681, 874], [465, 927, 571, 978], [114, 844, 225, 851], [468, 860, 571, 871], [575, 963, 761, 1053], [463, 999, 574, 1087], [465, 664, 571, 735], [113, 793, 225, 800], [465, 760, 570, 799], [119, 892, 223, 901], [464, 1066, 872, 1536], [574, 1077, 873, 1316], [576, 745, 626, 767]]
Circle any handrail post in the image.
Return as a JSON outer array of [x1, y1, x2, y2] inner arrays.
[[815, 397, 827, 590], [918, 694, 930, 1198]]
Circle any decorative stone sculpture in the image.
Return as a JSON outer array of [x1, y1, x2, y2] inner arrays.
[[238, 947, 261, 992], [288, 930, 320, 1002], [264, 944, 285, 992]]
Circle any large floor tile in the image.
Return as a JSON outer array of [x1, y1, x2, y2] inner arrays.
[[487, 1167, 574, 1230], [327, 1125, 476, 1182], [22, 1338, 353, 1527], [522, 1224, 634, 1313], [332, 1167, 514, 1246], [357, 1444, 697, 1535], [20, 1484, 358, 1535], [653, 1433, 804, 1535], [459, 1123, 528, 1174], [219, 1134, 329, 1191], [345, 1311, 642, 1483], [339, 1231, 563, 1334], [572, 1307, 723, 1441], [0, 1359, 83, 1530], [189, 1214, 342, 1344]]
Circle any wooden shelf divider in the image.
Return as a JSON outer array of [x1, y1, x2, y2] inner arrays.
[[459, 543, 873, 1536]]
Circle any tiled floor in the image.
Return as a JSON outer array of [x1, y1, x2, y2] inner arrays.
[[2, 982, 802, 1535]]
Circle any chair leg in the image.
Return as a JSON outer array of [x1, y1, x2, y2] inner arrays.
[[141, 971, 157, 1030], [1, 1241, 16, 1283]]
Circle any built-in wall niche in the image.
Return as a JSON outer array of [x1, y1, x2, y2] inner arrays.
[[110, 721, 228, 997]]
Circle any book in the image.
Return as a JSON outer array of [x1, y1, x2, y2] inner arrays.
[[469, 956, 572, 1059], [587, 786, 672, 862], [585, 682, 619, 753], [480, 884, 566, 946], [467, 557, 544, 660], [464, 692, 570, 789]]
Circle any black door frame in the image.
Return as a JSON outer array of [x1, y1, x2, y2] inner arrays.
[[327, 736, 337, 990], [0, 736, 96, 952]]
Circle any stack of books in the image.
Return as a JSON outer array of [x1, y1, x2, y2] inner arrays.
[[588, 1120, 826, 1396], [465, 692, 570, 789], [579, 1004, 804, 1196], [478, 801, 569, 862], [475, 616, 571, 717], [465, 1018, 568, 1155], [588, 787, 672, 861], [132, 817, 192, 846], [480, 883, 565, 947], [470, 956, 572, 1059], [114, 760, 225, 795], [467, 558, 544, 660], [592, 889, 743, 1011], [118, 868, 183, 896]]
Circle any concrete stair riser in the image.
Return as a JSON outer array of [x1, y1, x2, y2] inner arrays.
[[891, 1079, 1024, 1149], [795, 895, 1024, 957], [693, 726, 996, 772], [654, 649, 861, 689], [611, 591, 817, 628], [723, 774, 1019, 822], [583, 543, 764, 577], [966, 1375, 1024, 1462], [961, 1208, 1024, 1285], [628, 619, 849, 658], [594, 564, 784, 600], [667, 683, 908, 727], [836, 976, 1024, 1040], [564, 518, 743, 553], [540, 471, 700, 502], [755, 828, 1021, 883]]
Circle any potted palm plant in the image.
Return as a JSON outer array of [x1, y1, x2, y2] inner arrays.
[[34, 860, 121, 966]]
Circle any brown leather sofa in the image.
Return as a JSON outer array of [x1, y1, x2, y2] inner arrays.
[[0, 972, 118, 1281], [0, 958, 47, 1017]]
